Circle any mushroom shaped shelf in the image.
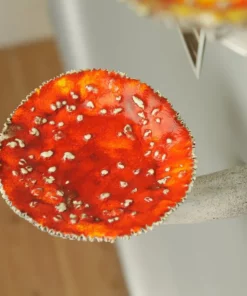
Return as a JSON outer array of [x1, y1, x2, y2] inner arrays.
[[0, 69, 195, 242], [124, 0, 247, 28]]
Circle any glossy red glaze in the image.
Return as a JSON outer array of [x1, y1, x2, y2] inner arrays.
[[0, 69, 195, 240]]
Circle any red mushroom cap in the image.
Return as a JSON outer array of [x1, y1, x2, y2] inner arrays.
[[0, 69, 196, 242]]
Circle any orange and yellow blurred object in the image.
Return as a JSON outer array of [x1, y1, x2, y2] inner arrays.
[[125, 0, 247, 28]]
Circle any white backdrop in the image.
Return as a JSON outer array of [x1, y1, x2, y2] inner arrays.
[[49, 1, 247, 295], [0, 0, 52, 48]]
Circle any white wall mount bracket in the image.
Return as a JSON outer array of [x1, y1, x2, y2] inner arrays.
[[178, 27, 206, 79], [178, 27, 247, 78]]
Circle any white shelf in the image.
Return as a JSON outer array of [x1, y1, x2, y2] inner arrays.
[[221, 31, 247, 57]]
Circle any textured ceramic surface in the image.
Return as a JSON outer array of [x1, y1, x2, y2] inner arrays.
[[0, 69, 195, 242], [123, 0, 247, 28]]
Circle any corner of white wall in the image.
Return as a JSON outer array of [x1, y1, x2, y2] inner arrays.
[[0, 0, 53, 48]]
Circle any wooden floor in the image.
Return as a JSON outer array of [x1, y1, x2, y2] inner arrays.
[[0, 40, 129, 296]]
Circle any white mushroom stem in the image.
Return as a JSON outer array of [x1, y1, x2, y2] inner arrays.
[[165, 165, 247, 225]]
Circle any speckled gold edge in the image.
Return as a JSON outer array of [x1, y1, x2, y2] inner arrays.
[[0, 68, 197, 243]]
